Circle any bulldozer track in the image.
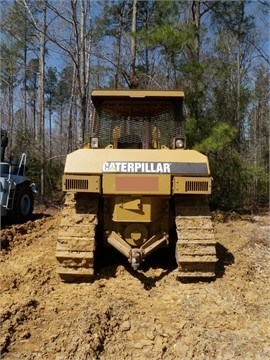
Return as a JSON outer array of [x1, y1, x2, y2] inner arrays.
[[174, 195, 217, 278], [56, 192, 98, 282]]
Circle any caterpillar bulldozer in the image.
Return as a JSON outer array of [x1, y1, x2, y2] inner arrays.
[[56, 90, 217, 282], [0, 128, 36, 222]]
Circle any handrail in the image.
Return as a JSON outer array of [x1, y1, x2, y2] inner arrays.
[[17, 153, 27, 176]]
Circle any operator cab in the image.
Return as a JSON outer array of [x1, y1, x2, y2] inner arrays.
[[90, 90, 186, 150]]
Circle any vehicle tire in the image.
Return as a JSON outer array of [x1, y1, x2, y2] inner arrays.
[[13, 183, 34, 222]]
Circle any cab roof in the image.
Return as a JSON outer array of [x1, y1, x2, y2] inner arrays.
[[91, 89, 185, 117]]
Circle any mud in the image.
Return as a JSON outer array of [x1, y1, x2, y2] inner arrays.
[[0, 206, 269, 359]]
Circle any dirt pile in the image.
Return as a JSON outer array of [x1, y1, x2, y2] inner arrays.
[[0, 210, 269, 359]]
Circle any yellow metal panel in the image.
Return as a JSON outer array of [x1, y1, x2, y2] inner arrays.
[[64, 149, 210, 176], [112, 196, 167, 222], [121, 198, 142, 210], [103, 174, 171, 195], [173, 176, 212, 194], [91, 89, 185, 98], [62, 175, 100, 193]]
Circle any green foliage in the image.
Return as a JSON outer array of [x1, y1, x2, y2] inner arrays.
[[12, 128, 63, 201], [43, 160, 64, 202], [54, 66, 73, 106], [194, 123, 237, 154], [209, 151, 269, 210], [245, 163, 270, 206], [0, 42, 21, 89], [25, 155, 64, 203], [211, 0, 255, 38], [45, 67, 58, 95], [22, 155, 64, 203], [142, 23, 193, 53], [191, 123, 248, 210], [192, 121, 269, 210], [209, 149, 249, 210]]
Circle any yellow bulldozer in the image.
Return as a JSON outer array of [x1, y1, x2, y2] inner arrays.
[[56, 90, 217, 282]]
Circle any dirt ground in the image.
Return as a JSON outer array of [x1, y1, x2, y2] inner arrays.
[[0, 205, 269, 360]]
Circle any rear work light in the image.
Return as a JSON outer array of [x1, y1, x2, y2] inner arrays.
[[174, 136, 186, 149], [90, 137, 99, 148]]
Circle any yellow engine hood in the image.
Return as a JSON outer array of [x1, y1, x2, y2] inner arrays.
[[64, 149, 210, 176]]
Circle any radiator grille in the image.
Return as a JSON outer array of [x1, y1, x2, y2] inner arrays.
[[65, 178, 89, 190], [185, 181, 209, 192]]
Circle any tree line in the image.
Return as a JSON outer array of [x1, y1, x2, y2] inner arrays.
[[0, 0, 269, 210]]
